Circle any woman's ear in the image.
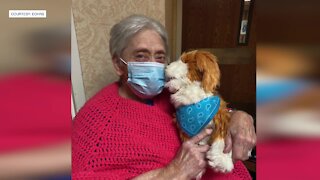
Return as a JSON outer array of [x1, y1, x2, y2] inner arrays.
[[112, 55, 125, 76]]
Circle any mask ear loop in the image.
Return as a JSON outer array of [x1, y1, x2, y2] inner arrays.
[[119, 57, 128, 65]]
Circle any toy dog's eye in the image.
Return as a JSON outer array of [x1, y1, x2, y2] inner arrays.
[[166, 76, 175, 81]]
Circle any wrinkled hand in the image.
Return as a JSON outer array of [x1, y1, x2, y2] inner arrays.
[[167, 128, 212, 179], [224, 111, 256, 161]]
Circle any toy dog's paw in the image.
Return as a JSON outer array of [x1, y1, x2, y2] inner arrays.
[[206, 139, 234, 173], [207, 157, 233, 173]]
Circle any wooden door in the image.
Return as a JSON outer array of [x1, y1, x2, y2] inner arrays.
[[181, 0, 256, 116]]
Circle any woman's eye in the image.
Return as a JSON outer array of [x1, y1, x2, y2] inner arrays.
[[135, 54, 148, 61], [155, 55, 166, 62]]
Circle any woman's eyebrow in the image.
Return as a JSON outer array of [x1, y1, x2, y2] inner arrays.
[[155, 50, 166, 55], [133, 48, 150, 54], [133, 48, 166, 55]]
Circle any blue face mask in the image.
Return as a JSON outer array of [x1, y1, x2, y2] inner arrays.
[[176, 96, 220, 137], [119, 58, 165, 98]]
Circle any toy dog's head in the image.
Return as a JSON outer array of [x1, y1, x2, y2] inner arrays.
[[166, 50, 221, 95], [165, 50, 221, 108]]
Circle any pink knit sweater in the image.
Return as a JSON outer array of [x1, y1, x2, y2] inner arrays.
[[72, 82, 251, 179]]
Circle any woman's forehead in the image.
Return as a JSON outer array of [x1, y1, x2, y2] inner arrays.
[[127, 30, 165, 52]]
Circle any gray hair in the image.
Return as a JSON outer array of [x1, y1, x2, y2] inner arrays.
[[109, 14, 168, 58]]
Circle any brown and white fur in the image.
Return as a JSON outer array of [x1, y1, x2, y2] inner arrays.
[[165, 50, 233, 178]]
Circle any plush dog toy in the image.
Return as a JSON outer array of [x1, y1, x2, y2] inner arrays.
[[165, 50, 233, 176]]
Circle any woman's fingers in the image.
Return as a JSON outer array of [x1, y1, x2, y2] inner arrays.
[[228, 111, 257, 161], [190, 128, 213, 144], [171, 128, 213, 179], [196, 144, 210, 153]]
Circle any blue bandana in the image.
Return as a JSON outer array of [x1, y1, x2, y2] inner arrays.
[[176, 96, 220, 137]]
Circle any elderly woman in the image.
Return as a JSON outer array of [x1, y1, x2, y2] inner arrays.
[[72, 15, 256, 179]]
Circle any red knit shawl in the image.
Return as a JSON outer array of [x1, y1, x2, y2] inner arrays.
[[72, 82, 251, 180]]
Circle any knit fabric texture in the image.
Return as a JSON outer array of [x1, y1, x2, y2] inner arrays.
[[72, 82, 252, 180]]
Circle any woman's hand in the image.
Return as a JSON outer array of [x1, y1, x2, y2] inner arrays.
[[133, 129, 212, 180], [223, 110, 256, 161], [166, 128, 212, 179]]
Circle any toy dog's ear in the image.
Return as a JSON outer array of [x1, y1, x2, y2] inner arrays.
[[181, 50, 202, 82], [196, 51, 220, 93]]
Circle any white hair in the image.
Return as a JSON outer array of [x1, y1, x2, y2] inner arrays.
[[109, 14, 169, 58]]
